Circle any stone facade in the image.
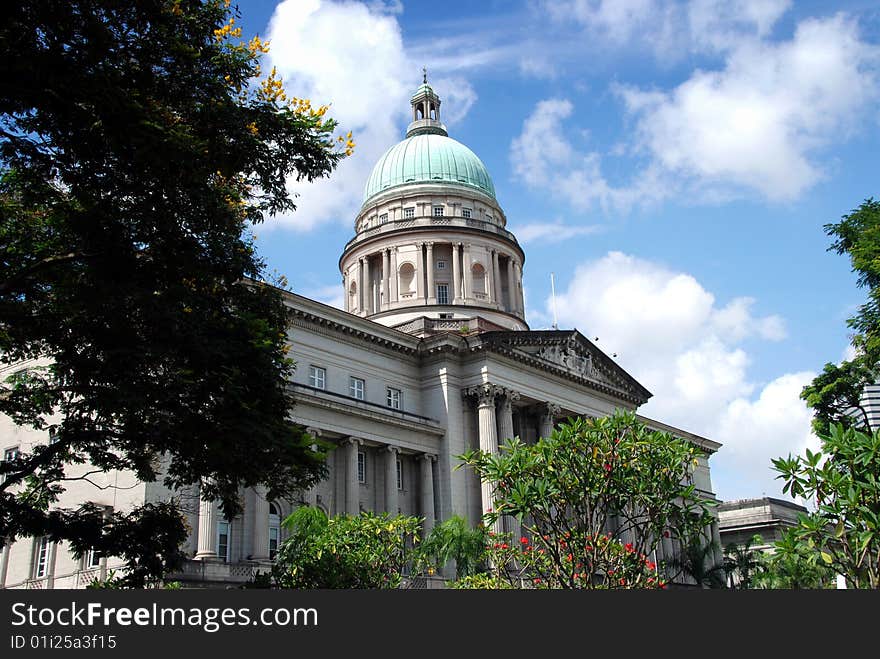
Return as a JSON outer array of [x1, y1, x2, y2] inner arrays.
[[717, 497, 808, 551]]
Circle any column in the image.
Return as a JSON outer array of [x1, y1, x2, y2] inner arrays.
[[46, 541, 58, 588], [302, 427, 322, 506], [452, 242, 462, 303], [0, 540, 9, 588], [513, 260, 524, 315], [385, 446, 399, 515], [195, 486, 219, 560], [492, 250, 502, 308], [462, 243, 472, 302], [251, 485, 270, 562], [420, 454, 436, 537], [468, 384, 502, 534], [363, 256, 372, 314], [415, 244, 424, 300], [497, 390, 519, 444], [344, 438, 361, 516], [506, 256, 516, 315], [390, 247, 399, 306], [539, 402, 560, 440], [426, 242, 436, 303], [342, 272, 348, 312], [382, 249, 390, 310], [356, 258, 363, 313]]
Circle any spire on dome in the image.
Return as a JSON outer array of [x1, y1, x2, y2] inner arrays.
[[406, 70, 447, 138]]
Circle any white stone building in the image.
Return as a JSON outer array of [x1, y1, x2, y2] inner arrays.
[[0, 79, 722, 588]]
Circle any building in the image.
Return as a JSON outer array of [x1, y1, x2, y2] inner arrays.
[[717, 497, 808, 551], [0, 78, 722, 588]]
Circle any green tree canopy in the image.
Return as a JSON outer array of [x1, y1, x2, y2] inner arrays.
[[0, 0, 347, 585]]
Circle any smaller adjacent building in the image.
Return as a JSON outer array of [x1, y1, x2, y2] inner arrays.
[[717, 497, 807, 551]]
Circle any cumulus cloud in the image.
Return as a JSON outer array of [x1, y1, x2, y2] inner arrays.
[[301, 283, 345, 310], [512, 221, 603, 244], [551, 251, 811, 499], [512, 13, 878, 210]]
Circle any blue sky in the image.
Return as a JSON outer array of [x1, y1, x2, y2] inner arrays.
[[235, 1, 880, 502]]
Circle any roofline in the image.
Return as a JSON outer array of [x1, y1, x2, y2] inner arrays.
[[636, 414, 722, 454]]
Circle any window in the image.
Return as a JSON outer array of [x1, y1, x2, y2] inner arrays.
[[386, 387, 402, 410], [2, 446, 18, 484], [436, 260, 447, 269], [34, 536, 49, 578], [436, 283, 449, 305], [433, 206, 444, 217], [439, 313, 453, 319], [308, 365, 326, 390], [357, 451, 366, 483], [379, 213, 388, 224], [396, 458, 403, 490], [85, 549, 102, 569], [217, 520, 230, 562], [462, 208, 472, 219], [350, 376, 365, 400], [404, 207, 415, 219], [269, 503, 280, 560], [471, 263, 487, 295]]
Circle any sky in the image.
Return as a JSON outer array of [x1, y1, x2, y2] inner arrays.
[[234, 0, 880, 503]]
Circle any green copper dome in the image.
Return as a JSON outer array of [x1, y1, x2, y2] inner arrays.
[[362, 134, 496, 204]]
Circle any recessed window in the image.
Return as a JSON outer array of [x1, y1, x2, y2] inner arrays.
[[34, 536, 49, 578], [350, 376, 365, 400], [439, 313, 453, 319], [386, 387, 402, 410], [357, 451, 366, 483], [2, 447, 19, 484], [404, 207, 415, 219], [436, 283, 449, 305], [436, 260, 447, 270], [379, 213, 388, 224], [462, 208, 472, 219], [433, 206, 444, 217], [85, 549, 102, 569], [269, 503, 280, 560], [396, 458, 403, 490], [308, 366, 326, 390], [217, 520, 230, 562]]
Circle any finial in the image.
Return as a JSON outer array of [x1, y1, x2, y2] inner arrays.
[[422, 66, 427, 84]]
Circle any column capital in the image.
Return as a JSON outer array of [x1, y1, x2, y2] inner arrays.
[[464, 383, 504, 406], [384, 444, 400, 455], [419, 452, 438, 463], [342, 436, 364, 447], [305, 426, 323, 438], [539, 402, 561, 418]]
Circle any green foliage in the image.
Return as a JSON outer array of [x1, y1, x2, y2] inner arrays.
[[0, 0, 345, 583], [723, 534, 764, 589], [272, 508, 422, 589], [419, 515, 487, 580], [667, 536, 727, 589], [753, 531, 833, 589], [773, 423, 880, 588], [458, 410, 714, 588], [801, 199, 880, 435]]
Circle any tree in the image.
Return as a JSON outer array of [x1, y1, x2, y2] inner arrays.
[[272, 508, 422, 589], [420, 515, 488, 580], [458, 411, 715, 589], [801, 199, 880, 435], [773, 423, 880, 588], [667, 536, 727, 589], [0, 1, 349, 586], [723, 534, 764, 589], [753, 530, 833, 590]]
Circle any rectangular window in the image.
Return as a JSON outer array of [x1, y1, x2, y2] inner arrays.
[[2, 447, 19, 485], [396, 458, 403, 490], [462, 208, 472, 219], [386, 387, 402, 410], [357, 451, 366, 483], [349, 376, 365, 400], [433, 206, 444, 217], [217, 521, 230, 562], [85, 549, 102, 569], [436, 283, 449, 305], [308, 365, 326, 390], [379, 213, 388, 224], [34, 537, 49, 578], [436, 260, 446, 269], [269, 527, 279, 560], [404, 207, 415, 219]]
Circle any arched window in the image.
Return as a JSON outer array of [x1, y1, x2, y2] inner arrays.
[[269, 503, 281, 560], [429, 103, 437, 120], [471, 263, 487, 296], [399, 262, 415, 296]]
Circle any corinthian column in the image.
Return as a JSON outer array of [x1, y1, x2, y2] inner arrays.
[[452, 242, 462, 303], [466, 384, 503, 534], [195, 485, 219, 560], [390, 247, 399, 305], [251, 486, 270, 562], [539, 402, 561, 440], [492, 250, 502, 308], [462, 243, 472, 301], [420, 454, 436, 537], [382, 249, 390, 310], [426, 242, 435, 304], [363, 256, 372, 314], [497, 389, 520, 444], [513, 260, 524, 315], [506, 256, 516, 314], [343, 438, 362, 516]]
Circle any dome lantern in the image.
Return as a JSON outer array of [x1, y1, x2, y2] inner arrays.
[[406, 68, 447, 138]]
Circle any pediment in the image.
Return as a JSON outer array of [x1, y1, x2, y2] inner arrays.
[[482, 330, 651, 404]]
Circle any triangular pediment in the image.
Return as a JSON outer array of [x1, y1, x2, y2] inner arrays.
[[480, 330, 652, 405]]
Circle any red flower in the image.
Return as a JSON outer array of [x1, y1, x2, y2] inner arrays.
[[604, 463, 612, 472], [486, 507, 493, 513], [520, 537, 529, 545], [501, 543, 508, 550], [566, 553, 573, 562], [607, 569, 615, 576], [533, 578, 542, 584], [660, 583, 667, 590], [619, 578, 626, 585], [663, 530, 670, 538], [646, 561, 656, 571], [625, 543, 634, 553]]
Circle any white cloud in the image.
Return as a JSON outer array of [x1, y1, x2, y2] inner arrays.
[[551, 251, 813, 499], [301, 283, 345, 310], [512, 221, 603, 244]]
